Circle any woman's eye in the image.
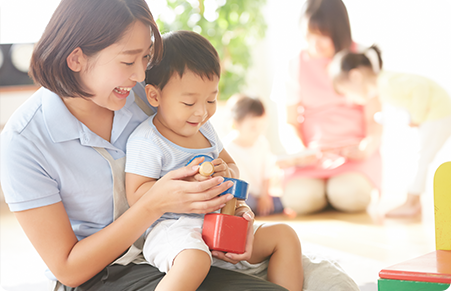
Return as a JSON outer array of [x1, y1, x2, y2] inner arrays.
[[207, 100, 216, 104], [123, 62, 134, 66], [183, 103, 194, 106]]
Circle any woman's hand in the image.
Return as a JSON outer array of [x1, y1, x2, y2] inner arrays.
[[147, 163, 234, 215], [276, 149, 320, 169], [211, 201, 254, 264], [338, 137, 375, 161]]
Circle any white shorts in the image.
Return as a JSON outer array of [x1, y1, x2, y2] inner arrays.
[[142, 216, 268, 274]]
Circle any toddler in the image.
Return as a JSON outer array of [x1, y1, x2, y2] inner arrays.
[[224, 94, 294, 217], [125, 31, 303, 291]]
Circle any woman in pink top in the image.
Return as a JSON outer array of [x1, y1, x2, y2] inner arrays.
[[272, 0, 382, 215]]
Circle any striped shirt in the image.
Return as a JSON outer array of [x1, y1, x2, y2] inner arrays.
[[125, 114, 223, 228]]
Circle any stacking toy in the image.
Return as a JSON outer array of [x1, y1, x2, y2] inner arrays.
[[378, 162, 451, 290], [186, 155, 249, 254]]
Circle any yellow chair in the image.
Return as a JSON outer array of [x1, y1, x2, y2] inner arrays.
[[378, 162, 451, 290]]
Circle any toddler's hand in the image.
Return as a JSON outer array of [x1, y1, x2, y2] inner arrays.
[[211, 211, 254, 264], [211, 158, 232, 178]]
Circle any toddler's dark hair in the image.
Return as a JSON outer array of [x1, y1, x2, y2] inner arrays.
[[146, 30, 220, 90], [329, 45, 383, 86], [230, 94, 265, 123], [339, 45, 383, 73]]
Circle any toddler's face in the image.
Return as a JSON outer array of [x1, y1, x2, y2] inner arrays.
[[152, 69, 219, 139], [334, 70, 371, 105], [235, 114, 267, 144]]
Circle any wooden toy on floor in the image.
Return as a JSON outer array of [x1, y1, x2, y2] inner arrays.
[[378, 162, 451, 290]]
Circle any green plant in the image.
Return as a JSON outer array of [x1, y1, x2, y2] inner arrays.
[[156, 0, 267, 100]]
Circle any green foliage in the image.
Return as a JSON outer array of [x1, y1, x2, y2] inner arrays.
[[156, 0, 267, 100]]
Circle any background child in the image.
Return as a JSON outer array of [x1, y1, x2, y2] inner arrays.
[[125, 30, 303, 291], [223, 94, 294, 217], [329, 45, 451, 218]]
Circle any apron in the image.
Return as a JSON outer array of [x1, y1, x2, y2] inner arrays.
[[52, 93, 151, 291]]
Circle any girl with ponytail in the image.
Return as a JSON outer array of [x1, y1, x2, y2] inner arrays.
[[330, 45, 451, 217]]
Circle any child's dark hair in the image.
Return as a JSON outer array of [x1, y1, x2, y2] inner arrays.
[[230, 94, 266, 123], [330, 45, 383, 82], [302, 0, 352, 53], [146, 31, 220, 90], [29, 0, 162, 98]]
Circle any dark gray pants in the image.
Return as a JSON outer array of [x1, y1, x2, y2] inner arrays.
[[63, 264, 287, 291]]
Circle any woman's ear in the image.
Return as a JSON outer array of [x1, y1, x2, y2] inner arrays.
[[145, 84, 161, 107], [66, 47, 87, 72]]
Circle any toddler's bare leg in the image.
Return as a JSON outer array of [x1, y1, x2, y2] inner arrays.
[[155, 249, 211, 291], [249, 224, 303, 291]]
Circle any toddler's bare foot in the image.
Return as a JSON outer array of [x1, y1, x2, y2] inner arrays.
[[385, 194, 421, 218]]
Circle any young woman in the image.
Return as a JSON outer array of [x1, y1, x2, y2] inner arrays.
[[271, 0, 382, 215], [0, 0, 284, 290]]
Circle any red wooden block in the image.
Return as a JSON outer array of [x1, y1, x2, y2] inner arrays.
[[379, 250, 451, 284], [202, 213, 248, 254]]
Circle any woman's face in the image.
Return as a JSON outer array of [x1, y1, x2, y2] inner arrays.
[[302, 21, 335, 58], [79, 21, 153, 111]]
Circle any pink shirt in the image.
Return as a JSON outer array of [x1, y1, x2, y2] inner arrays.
[[276, 50, 381, 189]]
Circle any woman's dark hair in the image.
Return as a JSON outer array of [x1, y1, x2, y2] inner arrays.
[[230, 94, 266, 123], [146, 31, 220, 90], [29, 0, 162, 98], [302, 0, 352, 53]]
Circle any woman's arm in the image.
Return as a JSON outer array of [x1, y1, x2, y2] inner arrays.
[[286, 103, 306, 146], [15, 165, 233, 287]]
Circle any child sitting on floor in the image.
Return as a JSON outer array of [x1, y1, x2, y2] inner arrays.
[[223, 94, 295, 217]]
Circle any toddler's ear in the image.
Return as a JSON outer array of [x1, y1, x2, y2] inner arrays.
[[145, 84, 161, 107]]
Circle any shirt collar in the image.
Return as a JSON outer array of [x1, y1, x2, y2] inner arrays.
[[42, 89, 83, 143], [42, 88, 134, 148]]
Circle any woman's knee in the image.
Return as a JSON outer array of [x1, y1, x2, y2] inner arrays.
[[282, 178, 327, 215], [326, 173, 372, 212]]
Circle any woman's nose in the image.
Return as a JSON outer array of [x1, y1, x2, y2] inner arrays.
[[131, 61, 146, 82]]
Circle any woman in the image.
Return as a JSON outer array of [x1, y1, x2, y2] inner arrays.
[[272, 0, 382, 215]]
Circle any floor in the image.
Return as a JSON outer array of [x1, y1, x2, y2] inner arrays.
[[1, 105, 450, 290], [0, 190, 438, 291]]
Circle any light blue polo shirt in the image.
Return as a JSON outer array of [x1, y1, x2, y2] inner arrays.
[[0, 83, 155, 241]]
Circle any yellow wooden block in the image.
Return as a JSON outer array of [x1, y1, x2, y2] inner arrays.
[[434, 162, 451, 250]]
